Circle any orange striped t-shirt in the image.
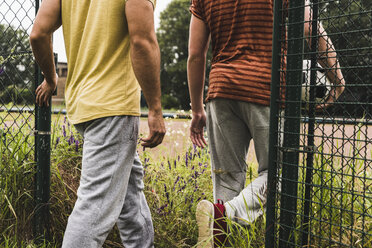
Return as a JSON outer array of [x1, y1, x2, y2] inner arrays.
[[190, 0, 274, 106]]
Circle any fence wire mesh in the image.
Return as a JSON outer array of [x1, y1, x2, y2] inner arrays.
[[0, 0, 37, 241], [267, 0, 372, 247]]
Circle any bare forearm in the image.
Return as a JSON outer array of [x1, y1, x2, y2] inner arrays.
[[130, 38, 162, 112], [317, 25, 345, 90], [30, 0, 61, 85], [304, 5, 345, 93], [30, 33, 57, 84], [187, 55, 206, 113]]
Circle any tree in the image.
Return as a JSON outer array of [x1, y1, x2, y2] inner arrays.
[[157, 0, 212, 110], [320, 0, 372, 117], [157, 0, 191, 110], [0, 24, 34, 105]]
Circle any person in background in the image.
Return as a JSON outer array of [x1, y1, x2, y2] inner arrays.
[[187, 0, 345, 247], [30, 0, 165, 247]]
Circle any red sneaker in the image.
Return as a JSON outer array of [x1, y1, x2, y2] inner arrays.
[[213, 199, 227, 247], [196, 199, 227, 248]]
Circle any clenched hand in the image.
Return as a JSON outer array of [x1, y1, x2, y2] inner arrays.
[[35, 75, 57, 107], [141, 110, 166, 148]]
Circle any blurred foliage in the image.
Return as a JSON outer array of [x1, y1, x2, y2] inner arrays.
[[157, 0, 211, 110], [320, 0, 372, 117], [157, 0, 190, 110], [0, 24, 34, 101], [0, 85, 34, 105]]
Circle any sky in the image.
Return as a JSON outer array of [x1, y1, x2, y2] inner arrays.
[[54, 0, 174, 62]]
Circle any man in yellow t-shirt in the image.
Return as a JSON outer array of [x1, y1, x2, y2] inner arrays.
[[30, 0, 165, 246]]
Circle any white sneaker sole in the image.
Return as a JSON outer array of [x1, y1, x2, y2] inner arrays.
[[196, 200, 214, 248]]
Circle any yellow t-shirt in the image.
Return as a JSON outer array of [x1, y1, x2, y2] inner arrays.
[[61, 0, 155, 124]]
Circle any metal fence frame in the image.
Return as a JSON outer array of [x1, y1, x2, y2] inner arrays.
[[266, 0, 372, 247], [0, 0, 51, 241]]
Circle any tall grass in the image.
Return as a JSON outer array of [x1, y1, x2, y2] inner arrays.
[[0, 128, 35, 246], [0, 115, 371, 247]]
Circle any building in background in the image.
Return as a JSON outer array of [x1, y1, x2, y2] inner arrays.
[[52, 62, 67, 106]]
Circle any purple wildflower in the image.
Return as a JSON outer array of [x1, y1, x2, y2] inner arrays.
[[75, 139, 79, 152], [55, 137, 60, 149], [62, 125, 66, 137], [174, 176, 180, 185], [173, 176, 180, 191], [68, 134, 75, 145], [157, 204, 168, 215], [0, 67, 4, 75]]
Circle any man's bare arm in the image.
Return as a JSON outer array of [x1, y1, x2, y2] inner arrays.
[[125, 0, 165, 148], [304, 2, 345, 108], [30, 0, 61, 107], [187, 15, 210, 148]]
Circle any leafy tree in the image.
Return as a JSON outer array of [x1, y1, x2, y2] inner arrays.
[[157, 0, 191, 110], [320, 0, 372, 116], [0, 24, 34, 104], [157, 0, 212, 110]]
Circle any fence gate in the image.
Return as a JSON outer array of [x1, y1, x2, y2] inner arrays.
[[0, 0, 52, 241], [266, 0, 372, 247]]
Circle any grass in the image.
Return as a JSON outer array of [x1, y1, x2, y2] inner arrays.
[[0, 113, 371, 247]]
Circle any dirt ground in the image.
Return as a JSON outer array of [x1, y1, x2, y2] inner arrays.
[[139, 118, 371, 162], [139, 117, 257, 164]]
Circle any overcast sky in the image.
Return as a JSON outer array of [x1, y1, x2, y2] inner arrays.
[[54, 0, 174, 62]]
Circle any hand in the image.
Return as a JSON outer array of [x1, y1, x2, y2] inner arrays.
[[141, 109, 166, 148], [316, 78, 345, 111], [35, 75, 57, 107], [190, 110, 207, 148]]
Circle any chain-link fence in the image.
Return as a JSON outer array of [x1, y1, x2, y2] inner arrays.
[[0, 0, 53, 242], [0, 0, 37, 241], [266, 0, 372, 247]]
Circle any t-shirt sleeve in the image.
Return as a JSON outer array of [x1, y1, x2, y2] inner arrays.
[[125, 0, 156, 10], [149, 0, 156, 9], [146, 0, 156, 10], [189, 0, 205, 21]]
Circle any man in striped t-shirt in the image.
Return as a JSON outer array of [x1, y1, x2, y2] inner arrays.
[[187, 0, 345, 246]]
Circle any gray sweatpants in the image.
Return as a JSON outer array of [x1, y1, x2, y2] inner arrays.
[[206, 99, 270, 224], [62, 116, 154, 248]]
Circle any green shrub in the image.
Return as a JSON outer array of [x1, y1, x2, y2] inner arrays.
[[0, 85, 34, 105], [161, 94, 180, 110]]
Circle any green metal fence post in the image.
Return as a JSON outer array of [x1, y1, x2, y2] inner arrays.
[[301, 0, 319, 245], [33, 0, 53, 240], [34, 68, 52, 240], [265, 0, 284, 246], [278, 0, 305, 246]]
